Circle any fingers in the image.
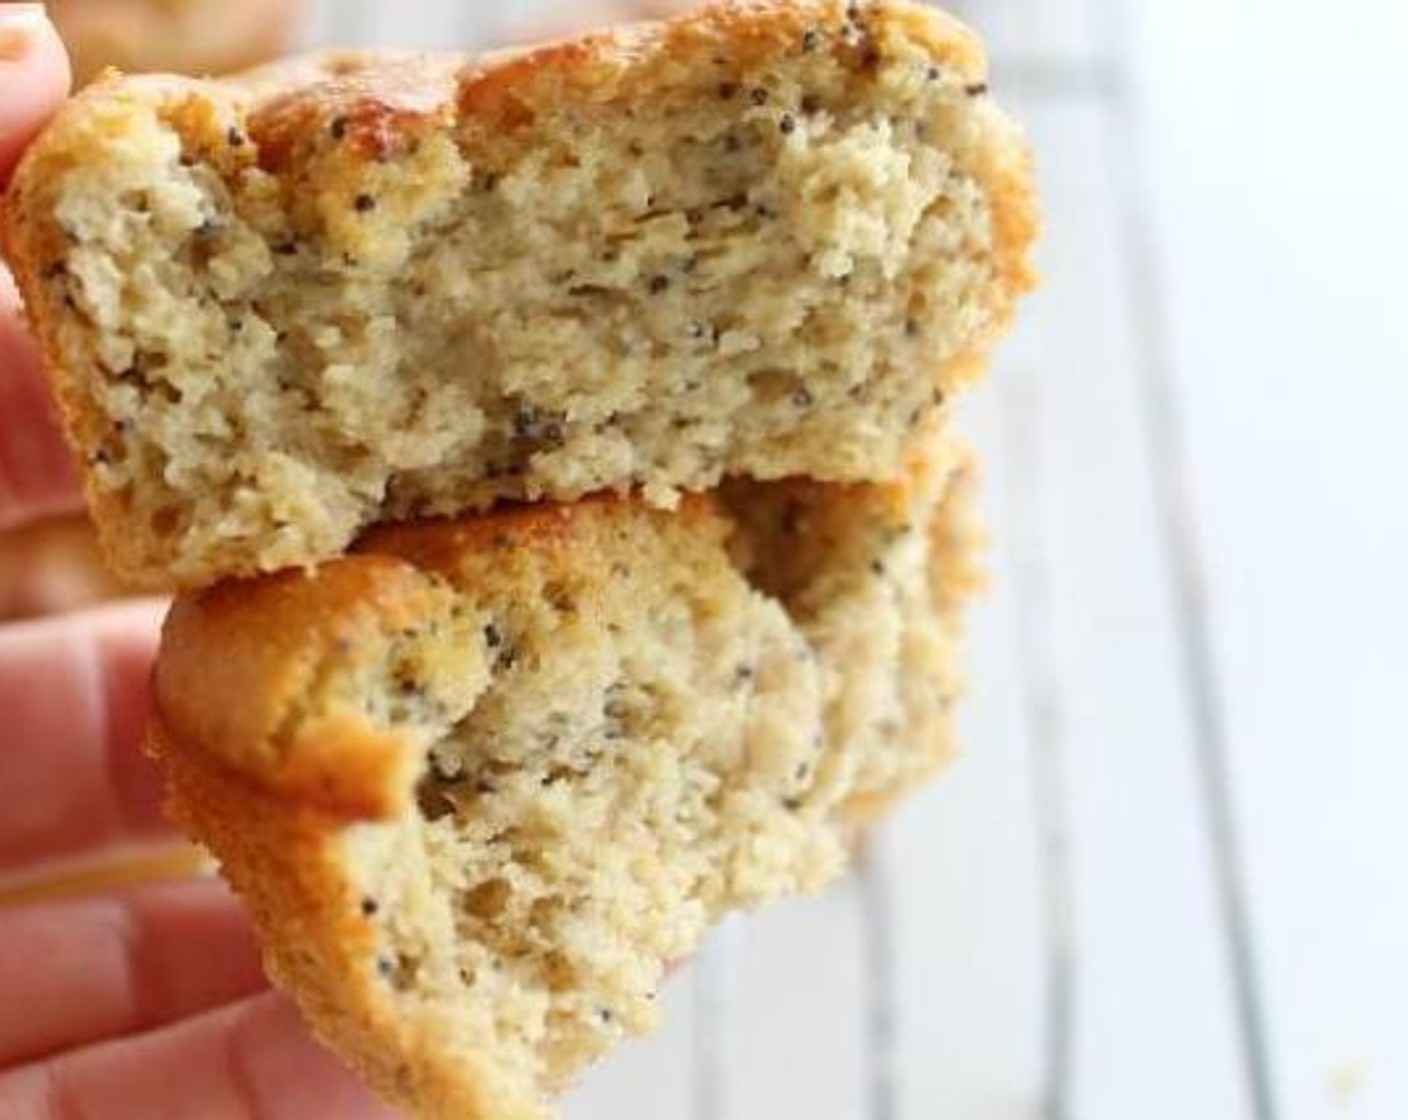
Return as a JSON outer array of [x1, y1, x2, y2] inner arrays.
[[0, 7, 80, 532], [0, 516, 125, 622], [0, 5, 70, 188], [0, 275, 83, 533], [0, 881, 265, 1067], [0, 601, 173, 877], [0, 991, 397, 1120]]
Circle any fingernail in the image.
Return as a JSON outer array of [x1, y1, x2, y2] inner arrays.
[[0, 5, 46, 63]]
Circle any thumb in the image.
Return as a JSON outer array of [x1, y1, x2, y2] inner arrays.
[[0, 7, 78, 531], [0, 3, 71, 189]]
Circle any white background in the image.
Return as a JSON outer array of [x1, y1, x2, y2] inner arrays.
[[299, 1, 1408, 1116]]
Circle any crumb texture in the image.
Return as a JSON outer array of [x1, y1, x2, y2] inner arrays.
[[152, 459, 979, 1120], [5, 0, 1035, 585]]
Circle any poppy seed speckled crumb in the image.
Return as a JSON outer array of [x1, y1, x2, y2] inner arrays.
[[1, 0, 1035, 589], [151, 446, 981, 1120]]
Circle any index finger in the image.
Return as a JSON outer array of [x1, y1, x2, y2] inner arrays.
[[1, 7, 79, 530], [0, 4, 71, 189], [0, 600, 171, 877], [0, 271, 83, 530]]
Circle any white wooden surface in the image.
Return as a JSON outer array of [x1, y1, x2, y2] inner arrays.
[[291, 3, 1408, 1117], [1124, 3, 1408, 1116]]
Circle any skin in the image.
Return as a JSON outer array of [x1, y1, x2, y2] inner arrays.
[[0, 9, 392, 1117]]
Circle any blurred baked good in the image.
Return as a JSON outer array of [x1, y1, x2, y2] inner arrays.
[[48, 0, 310, 85], [502, 0, 699, 46]]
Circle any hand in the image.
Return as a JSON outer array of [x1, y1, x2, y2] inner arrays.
[[0, 10, 391, 1117]]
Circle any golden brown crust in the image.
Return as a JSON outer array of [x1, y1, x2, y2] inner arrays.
[[354, 490, 720, 570], [153, 719, 526, 1120], [243, 52, 465, 171], [155, 494, 719, 819], [156, 557, 454, 820], [0, 79, 206, 585]]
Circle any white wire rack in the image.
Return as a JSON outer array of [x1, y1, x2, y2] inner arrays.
[[294, 3, 1408, 1117]]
